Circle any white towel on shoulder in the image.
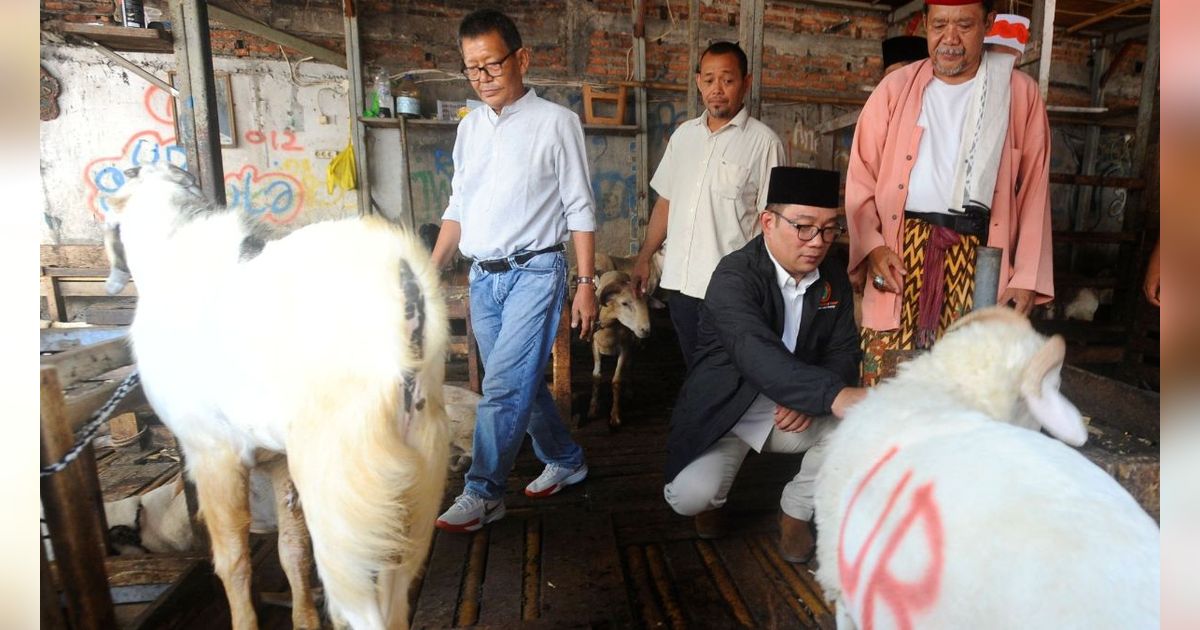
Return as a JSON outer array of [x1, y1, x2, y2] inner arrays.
[[948, 51, 1014, 214]]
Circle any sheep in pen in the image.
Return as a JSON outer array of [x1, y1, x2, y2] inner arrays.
[[102, 163, 450, 630]]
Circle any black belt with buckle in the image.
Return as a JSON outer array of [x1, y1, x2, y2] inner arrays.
[[475, 243, 564, 273], [905, 208, 989, 241]]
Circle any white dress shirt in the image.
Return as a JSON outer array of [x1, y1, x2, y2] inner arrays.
[[443, 89, 596, 260], [906, 77, 975, 216], [729, 246, 821, 451], [650, 107, 785, 298]]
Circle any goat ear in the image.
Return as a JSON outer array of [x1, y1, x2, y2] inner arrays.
[[103, 224, 132, 295], [1019, 335, 1087, 446]]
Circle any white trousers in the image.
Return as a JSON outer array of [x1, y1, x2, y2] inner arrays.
[[663, 417, 837, 521]]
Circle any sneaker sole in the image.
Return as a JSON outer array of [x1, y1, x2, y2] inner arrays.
[[524, 465, 589, 498], [435, 504, 506, 533]]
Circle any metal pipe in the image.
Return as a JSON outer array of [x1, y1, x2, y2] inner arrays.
[[180, 0, 226, 205], [972, 246, 1003, 309]]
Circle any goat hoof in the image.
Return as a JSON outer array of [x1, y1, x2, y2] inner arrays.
[[608, 416, 621, 432]]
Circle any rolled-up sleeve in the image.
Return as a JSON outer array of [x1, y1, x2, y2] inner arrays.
[[556, 115, 596, 232], [442, 119, 468, 222]]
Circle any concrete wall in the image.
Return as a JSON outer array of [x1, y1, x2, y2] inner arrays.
[[41, 44, 358, 243]]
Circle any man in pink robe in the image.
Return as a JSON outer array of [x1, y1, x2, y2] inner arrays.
[[846, 0, 1054, 384]]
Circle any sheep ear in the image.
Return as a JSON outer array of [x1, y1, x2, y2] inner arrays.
[[1019, 335, 1087, 446]]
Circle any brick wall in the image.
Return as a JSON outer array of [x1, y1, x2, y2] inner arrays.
[[42, 1, 1149, 108]]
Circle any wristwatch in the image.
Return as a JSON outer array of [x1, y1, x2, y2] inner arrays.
[[575, 275, 595, 288]]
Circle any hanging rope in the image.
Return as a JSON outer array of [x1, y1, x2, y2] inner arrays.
[[41, 371, 141, 478]]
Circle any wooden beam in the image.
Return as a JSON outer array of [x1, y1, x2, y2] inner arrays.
[[816, 107, 862, 134], [1100, 40, 1137, 90], [1066, 0, 1151, 35], [41, 336, 134, 389], [1132, 0, 1159, 179], [1036, 0, 1057, 100], [40, 367, 118, 630], [208, 5, 345, 68]]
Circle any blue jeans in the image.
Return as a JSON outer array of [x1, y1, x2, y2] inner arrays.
[[464, 250, 584, 500]]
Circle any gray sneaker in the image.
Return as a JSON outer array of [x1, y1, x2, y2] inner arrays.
[[524, 462, 588, 498], [435, 492, 505, 533]]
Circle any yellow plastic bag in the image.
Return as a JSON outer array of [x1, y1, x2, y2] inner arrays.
[[326, 141, 356, 194]]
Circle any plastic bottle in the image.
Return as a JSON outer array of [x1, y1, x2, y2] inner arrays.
[[372, 66, 393, 118], [395, 74, 421, 119]]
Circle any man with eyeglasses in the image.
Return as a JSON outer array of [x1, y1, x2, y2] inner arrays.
[[431, 8, 597, 532], [663, 167, 867, 562], [847, 0, 1053, 386], [630, 41, 785, 372]]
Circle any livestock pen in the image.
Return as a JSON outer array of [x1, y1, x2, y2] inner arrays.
[[41, 296, 1158, 629]]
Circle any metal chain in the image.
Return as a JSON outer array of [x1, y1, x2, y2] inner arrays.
[[40, 371, 141, 478]]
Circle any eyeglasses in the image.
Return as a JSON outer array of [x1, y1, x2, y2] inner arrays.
[[769, 210, 845, 242], [461, 48, 520, 81]]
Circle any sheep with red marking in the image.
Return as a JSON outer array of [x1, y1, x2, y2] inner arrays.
[[813, 307, 1159, 629]]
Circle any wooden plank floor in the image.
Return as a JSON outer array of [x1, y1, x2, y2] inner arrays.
[[411, 308, 836, 629], [101, 308, 835, 628]]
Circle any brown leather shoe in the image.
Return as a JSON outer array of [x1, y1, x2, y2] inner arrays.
[[778, 512, 816, 564], [694, 508, 728, 539]]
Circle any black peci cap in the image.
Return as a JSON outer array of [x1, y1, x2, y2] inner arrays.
[[882, 35, 929, 69], [765, 166, 840, 209]]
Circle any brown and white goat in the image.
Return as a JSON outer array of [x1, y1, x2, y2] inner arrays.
[[102, 163, 449, 630], [588, 271, 651, 429]]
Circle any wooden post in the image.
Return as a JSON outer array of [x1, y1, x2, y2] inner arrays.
[[343, 0, 372, 214], [40, 542, 67, 629], [42, 275, 65, 322], [1034, 0, 1058, 101], [553, 300, 573, 427], [738, 0, 766, 118], [109, 412, 149, 451], [40, 367, 117, 630]]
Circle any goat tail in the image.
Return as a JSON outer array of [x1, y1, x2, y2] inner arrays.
[[287, 223, 450, 629]]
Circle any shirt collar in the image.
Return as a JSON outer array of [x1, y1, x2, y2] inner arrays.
[[699, 105, 751, 136], [765, 244, 821, 295], [484, 87, 537, 124]]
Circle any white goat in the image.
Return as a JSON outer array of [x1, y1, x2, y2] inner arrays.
[[104, 476, 194, 555], [588, 270, 651, 429], [813, 307, 1159, 630], [102, 163, 449, 630], [442, 384, 480, 473]]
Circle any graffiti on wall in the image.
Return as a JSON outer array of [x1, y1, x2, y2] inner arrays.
[[224, 165, 304, 224], [84, 130, 188, 218], [82, 85, 330, 224]]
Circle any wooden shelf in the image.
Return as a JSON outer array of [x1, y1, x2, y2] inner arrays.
[[61, 24, 173, 53], [360, 116, 639, 135]]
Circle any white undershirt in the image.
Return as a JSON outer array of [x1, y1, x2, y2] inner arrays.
[[729, 246, 820, 452], [906, 77, 976, 215]]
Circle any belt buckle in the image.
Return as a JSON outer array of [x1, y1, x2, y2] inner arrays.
[[478, 258, 512, 273]]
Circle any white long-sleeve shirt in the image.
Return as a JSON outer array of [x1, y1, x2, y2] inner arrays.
[[443, 88, 596, 260]]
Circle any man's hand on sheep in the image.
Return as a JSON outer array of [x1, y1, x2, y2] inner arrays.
[[831, 386, 868, 418], [998, 287, 1036, 315], [774, 405, 813, 432], [571, 284, 598, 339], [866, 245, 905, 293]]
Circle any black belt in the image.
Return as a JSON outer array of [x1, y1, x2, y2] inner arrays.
[[475, 243, 564, 273], [905, 208, 989, 241]]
